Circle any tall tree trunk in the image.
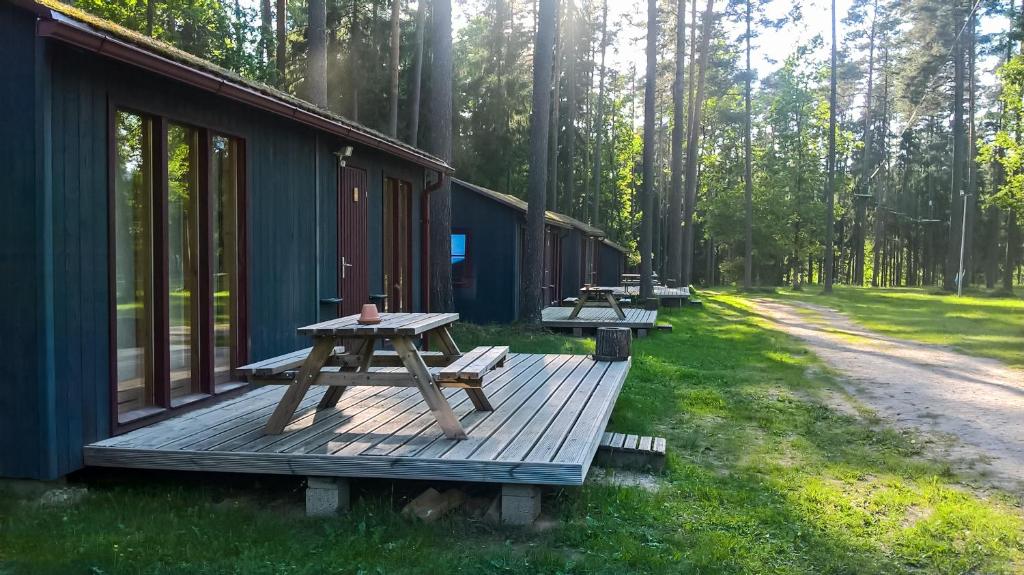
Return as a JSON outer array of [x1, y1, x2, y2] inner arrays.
[[547, 6, 563, 212], [1006, 211, 1019, 292], [427, 0, 454, 312], [408, 0, 426, 146], [522, 0, 557, 322], [742, 0, 753, 289], [147, 0, 156, 36], [854, 0, 877, 286], [275, 0, 286, 87], [388, 0, 402, 138], [307, 0, 328, 108], [590, 0, 608, 226], [681, 0, 714, 288], [563, 1, 577, 216], [640, 0, 659, 299], [349, 0, 361, 121], [667, 0, 686, 287], [964, 9, 977, 286], [945, 3, 967, 292], [261, 0, 274, 68], [823, 0, 838, 293]]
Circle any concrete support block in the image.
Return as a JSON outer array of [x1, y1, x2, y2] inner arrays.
[[501, 484, 541, 526], [305, 476, 350, 517], [572, 327, 584, 337], [636, 329, 648, 339]]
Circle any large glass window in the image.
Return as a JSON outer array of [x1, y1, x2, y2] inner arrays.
[[113, 110, 245, 424], [167, 124, 201, 403], [211, 136, 239, 387], [114, 112, 155, 416]]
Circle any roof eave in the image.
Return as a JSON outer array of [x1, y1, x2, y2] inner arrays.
[[33, 12, 453, 174]]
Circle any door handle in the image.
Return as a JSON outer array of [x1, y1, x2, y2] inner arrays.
[[341, 256, 353, 279]]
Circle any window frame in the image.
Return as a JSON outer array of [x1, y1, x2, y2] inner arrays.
[[108, 104, 249, 434], [451, 228, 472, 288]]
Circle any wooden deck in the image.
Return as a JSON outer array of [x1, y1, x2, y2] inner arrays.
[[601, 285, 690, 305], [85, 353, 630, 486], [541, 306, 658, 333]]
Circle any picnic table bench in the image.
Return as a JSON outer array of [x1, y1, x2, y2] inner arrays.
[[240, 313, 507, 440]]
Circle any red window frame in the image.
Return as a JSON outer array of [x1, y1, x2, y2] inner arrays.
[[108, 106, 248, 434]]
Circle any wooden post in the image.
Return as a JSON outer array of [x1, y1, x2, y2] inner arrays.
[[594, 327, 631, 361]]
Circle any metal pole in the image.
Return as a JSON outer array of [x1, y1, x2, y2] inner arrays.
[[957, 191, 968, 297]]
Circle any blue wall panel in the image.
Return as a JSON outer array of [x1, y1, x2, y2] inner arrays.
[[451, 182, 521, 324], [0, 13, 429, 478]]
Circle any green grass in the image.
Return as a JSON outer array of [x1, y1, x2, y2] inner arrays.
[[755, 286, 1024, 368], [2, 295, 1022, 574]]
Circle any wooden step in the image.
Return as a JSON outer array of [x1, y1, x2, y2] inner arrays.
[[656, 323, 673, 332], [595, 432, 666, 471]]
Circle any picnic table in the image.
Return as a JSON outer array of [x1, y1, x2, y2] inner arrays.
[[569, 285, 626, 320], [262, 313, 506, 440]]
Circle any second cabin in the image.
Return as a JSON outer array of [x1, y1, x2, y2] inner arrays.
[[450, 179, 628, 324]]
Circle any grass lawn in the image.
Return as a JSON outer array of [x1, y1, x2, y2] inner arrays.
[[2, 294, 1022, 574], [755, 286, 1024, 368]]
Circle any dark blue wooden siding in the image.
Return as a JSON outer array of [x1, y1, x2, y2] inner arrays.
[[451, 182, 521, 324], [0, 3, 49, 479], [561, 230, 583, 297], [1, 15, 429, 478], [597, 243, 625, 286]]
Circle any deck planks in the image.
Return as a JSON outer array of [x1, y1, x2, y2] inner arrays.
[[541, 306, 657, 330], [85, 353, 631, 486]]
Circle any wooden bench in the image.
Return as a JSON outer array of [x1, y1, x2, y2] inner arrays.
[[436, 345, 509, 388], [239, 347, 345, 378]]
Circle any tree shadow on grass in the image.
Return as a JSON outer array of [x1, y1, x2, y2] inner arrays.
[[585, 294, 1023, 574]]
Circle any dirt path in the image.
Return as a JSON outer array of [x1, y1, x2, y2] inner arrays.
[[751, 298, 1024, 493]]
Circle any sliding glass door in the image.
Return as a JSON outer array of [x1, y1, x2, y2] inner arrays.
[[113, 110, 246, 425]]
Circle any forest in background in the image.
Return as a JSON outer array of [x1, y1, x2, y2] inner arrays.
[[74, 0, 1024, 296]]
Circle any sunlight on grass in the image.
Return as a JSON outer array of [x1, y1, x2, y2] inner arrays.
[[1, 295, 1021, 574], [761, 286, 1024, 368]]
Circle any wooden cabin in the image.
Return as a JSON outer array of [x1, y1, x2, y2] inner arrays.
[[0, 0, 452, 480], [451, 179, 612, 324]]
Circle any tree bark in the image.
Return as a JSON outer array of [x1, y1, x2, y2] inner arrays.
[[964, 9, 977, 286], [742, 0, 753, 289], [275, 0, 286, 87], [854, 0, 877, 286], [547, 5, 562, 212], [522, 0, 558, 322], [261, 0, 274, 68], [408, 0, 426, 146], [349, 0, 361, 121], [590, 0, 608, 226], [945, 4, 967, 291], [823, 0, 838, 293], [1007, 211, 1020, 292], [307, 0, 328, 108], [681, 0, 713, 288], [388, 0, 402, 138], [639, 0, 659, 300], [564, 1, 577, 216], [427, 0, 455, 312], [667, 0, 686, 288], [147, 0, 156, 36]]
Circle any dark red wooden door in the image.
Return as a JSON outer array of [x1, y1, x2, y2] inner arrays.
[[338, 166, 369, 316], [383, 178, 413, 312]]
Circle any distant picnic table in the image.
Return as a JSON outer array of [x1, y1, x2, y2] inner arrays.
[[570, 285, 626, 320], [261, 313, 507, 440]]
